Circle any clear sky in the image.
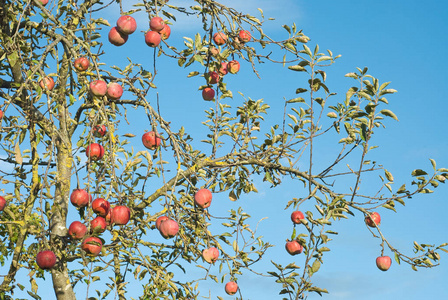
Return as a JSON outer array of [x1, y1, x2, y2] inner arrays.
[[10, 0, 448, 299]]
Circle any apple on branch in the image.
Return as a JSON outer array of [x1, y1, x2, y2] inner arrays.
[[225, 281, 238, 295], [376, 255, 392, 271], [36, 250, 57, 270], [68, 221, 87, 240]]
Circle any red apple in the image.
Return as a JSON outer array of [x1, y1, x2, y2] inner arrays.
[[89, 80, 107, 97], [92, 198, 110, 217], [238, 30, 251, 43], [365, 212, 381, 228], [202, 247, 219, 264], [194, 188, 212, 209], [228, 60, 240, 74], [158, 219, 179, 239], [70, 189, 91, 208], [209, 46, 219, 57], [105, 210, 111, 225], [36, 250, 56, 270], [39, 77, 55, 91], [106, 82, 123, 100], [111, 205, 131, 225], [81, 236, 102, 256], [285, 240, 303, 255], [213, 32, 227, 46], [92, 125, 107, 138], [90, 216, 107, 234], [145, 31, 162, 47], [202, 87, 215, 101], [73, 57, 90, 72], [109, 26, 128, 46], [291, 211, 305, 224], [68, 221, 87, 239], [225, 281, 238, 295], [160, 24, 171, 40], [207, 71, 220, 84], [142, 131, 161, 150], [156, 215, 169, 230], [376, 256, 392, 271], [86, 143, 105, 161], [116, 15, 137, 35], [218, 62, 228, 76], [0, 109, 3, 120], [37, 0, 49, 6], [149, 17, 165, 32], [0, 196, 6, 211]]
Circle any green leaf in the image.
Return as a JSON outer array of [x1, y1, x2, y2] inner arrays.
[[380, 109, 399, 121], [411, 169, 427, 176], [288, 65, 306, 72], [187, 71, 199, 78], [430, 158, 436, 170], [327, 112, 337, 118], [311, 260, 321, 273], [287, 97, 305, 103]]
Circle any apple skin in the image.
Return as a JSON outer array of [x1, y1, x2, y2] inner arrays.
[[106, 82, 123, 100], [0, 110, 3, 120], [291, 211, 305, 224], [158, 219, 179, 239], [228, 60, 240, 74], [85, 143, 105, 161], [150, 17, 165, 32], [68, 221, 87, 239], [238, 30, 251, 43], [376, 256, 392, 271], [365, 212, 381, 228], [145, 31, 162, 47], [111, 205, 131, 225], [81, 236, 102, 256], [108, 26, 128, 46], [209, 46, 219, 57], [37, 0, 49, 6], [90, 216, 107, 234], [73, 57, 89, 72], [39, 77, 55, 91], [202, 247, 219, 264], [36, 250, 57, 270], [285, 240, 303, 255], [92, 198, 110, 217], [89, 80, 108, 97], [92, 125, 107, 138], [156, 215, 169, 230], [70, 189, 91, 208], [142, 131, 161, 150], [202, 87, 215, 101], [194, 188, 212, 209], [218, 62, 228, 76], [213, 32, 227, 46], [116, 15, 137, 35], [0, 196, 6, 211], [160, 24, 171, 40], [225, 281, 238, 295], [207, 71, 220, 84]]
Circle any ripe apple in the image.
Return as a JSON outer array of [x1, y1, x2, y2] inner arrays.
[[365, 212, 381, 228], [285, 240, 303, 255], [149, 17, 165, 32], [202, 87, 215, 101], [145, 31, 162, 47], [142, 131, 161, 150], [109, 26, 128, 46], [85, 143, 105, 161], [39, 77, 55, 91], [160, 24, 171, 40], [92, 125, 107, 138], [111, 205, 131, 225], [238, 30, 251, 43], [376, 256, 392, 271], [36, 250, 57, 270], [81, 236, 102, 256], [213, 32, 227, 46], [0, 109, 3, 120], [106, 82, 123, 100], [37, 0, 49, 6], [291, 211, 305, 224], [202, 247, 219, 264], [68, 221, 87, 239], [207, 71, 220, 84], [209, 46, 219, 57], [218, 62, 228, 76], [228, 60, 240, 74], [89, 80, 107, 97], [92, 198, 110, 217], [156, 215, 169, 230], [90, 216, 107, 234], [105, 210, 111, 225], [225, 281, 238, 295], [73, 57, 89, 72], [70, 189, 91, 208], [116, 15, 137, 35], [158, 219, 179, 239], [194, 188, 212, 209], [0, 196, 6, 211]]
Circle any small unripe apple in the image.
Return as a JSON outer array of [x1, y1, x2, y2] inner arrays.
[[106, 82, 123, 100], [207, 71, 220, 84], [202, 87, 215, 101], [149, 17, 165, 32], [285, 240, 303, 255], [194, 188, 212, 209], [68, 221, 87, 239], [228, 60, 240, 74], [36, 250, 57, 270], [92, 198, 110, 217], [111, 205, 131, 225], [116, 15, 137, 35], [218, 62, 228, 76], [145, 31, 162, 47], [85, 143, 105, 161], [0, 196, 6, 211], [158, 219, 179, 239], [142, 131, 161, 150], [73, 57, 90, 72], [89, 80, 107, 97], [109, 26, 128, 46], [92, 125, 107, 138], [376, 256, 392, 271], [238, 30, 251, 43], [160, 24, 171, 40], [213, 32, 227, 46], [365, 212, 381, 228], [225, 281, 238, 295], [82, 236, 102, 256], [202, 247, 219, 264], [291, 211, 305, 224], [156, 215, 169, 230], [70, 189, 91, 208], [39, 77, 55, 91], [90, 216, 107, 234]]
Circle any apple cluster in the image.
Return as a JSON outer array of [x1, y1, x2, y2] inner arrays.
[[109, 15, 138, 46], [145, 17, 171, 48]]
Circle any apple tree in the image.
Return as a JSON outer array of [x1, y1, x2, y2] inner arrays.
[[0, 0, 447, 299]]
